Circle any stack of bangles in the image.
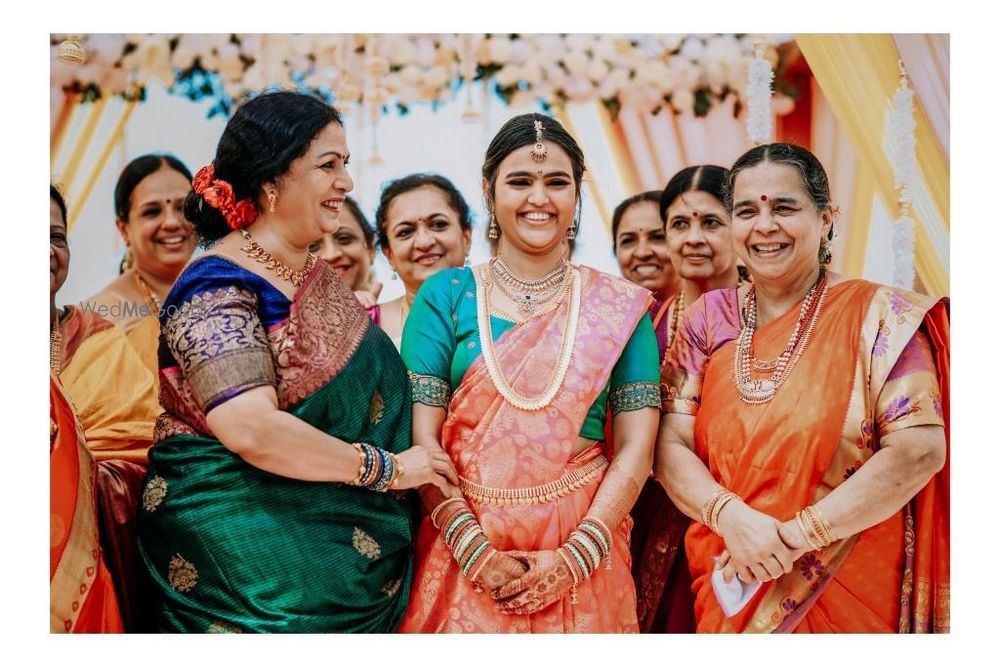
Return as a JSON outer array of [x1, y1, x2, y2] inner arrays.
[[556, 516, 613, 586], [702, 488, 740, 535], [795, 504, 837, 550], [438, 501, 499, 580], [351, 442, 404, 492]]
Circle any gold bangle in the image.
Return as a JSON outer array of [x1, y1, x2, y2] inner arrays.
[[810, 504, 837, 543], [388, 453, 405, 490], [803, 505, 834, 547], [701, 489, 727, 527], [795, 510, 824, 551], [430, 498, 466, 529], [710, 492, 739, 534]]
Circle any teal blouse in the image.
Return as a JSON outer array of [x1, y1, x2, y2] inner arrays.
[[400, 267, 660, 441]]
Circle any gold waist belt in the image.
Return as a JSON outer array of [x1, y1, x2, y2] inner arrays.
[[460, 454, 609, 506]]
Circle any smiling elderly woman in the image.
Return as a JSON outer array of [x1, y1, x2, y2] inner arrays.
[[397, 113, 661, 633], [136, 91, 457, 633], [654, 143, 949, 633]]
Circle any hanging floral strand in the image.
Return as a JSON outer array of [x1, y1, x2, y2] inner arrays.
[[745, 40, 774, 146], [887, 59, 917, 290]]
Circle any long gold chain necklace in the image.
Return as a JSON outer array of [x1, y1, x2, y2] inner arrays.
[[732, 269, 827, 405], [476, 263, 579, 411], [50, 312, 63, 377], [133, 271, 162, 314], [240, 229, 316, 287]]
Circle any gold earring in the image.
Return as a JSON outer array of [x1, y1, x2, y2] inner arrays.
[[267, 191, 277, 213], [488, 214, 499, 240]]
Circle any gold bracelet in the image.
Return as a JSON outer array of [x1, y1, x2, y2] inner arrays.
[[810, 504, 837, 543], [388, 453, 405, 490], [701, 489, 727, 527], [430, 498, 467, 529], [802, 505, 834, 547], [709, 492, 739, 534], [795, 510, 824, 551]]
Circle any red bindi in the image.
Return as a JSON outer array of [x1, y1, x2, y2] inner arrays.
[[692, 210, 699, 217], [760, 194, 768, 202]]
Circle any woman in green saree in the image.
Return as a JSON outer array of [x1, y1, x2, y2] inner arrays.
[[136, 91, 457, 633]]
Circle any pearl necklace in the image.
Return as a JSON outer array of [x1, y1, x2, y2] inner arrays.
[[732, 269, 828, 404], [240, 229, 316, 287], [476, 263, 580, 411]]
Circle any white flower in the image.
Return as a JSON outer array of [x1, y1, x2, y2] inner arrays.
[[704, 34, 741, 62], [509, 38, 533, 65], [434, 44, 457, 67], [416, 38, 437, 68], [563, 75, 595, 102], [488, 35, 513, 63], [659, 34, 685, 53], [565, 35, 595, 53], [563, 50, 589, 76], [592, 36, 618, 62], [679, 36, 705, 60], [494, 65, 522, 88], [101, 66, 130, 96], [399, 64, 422, 86], [520, 59, 543, 86], [586, 58, 610, 83], [669, 55, 702, 90], [387, 35, 418, 65], [597, 67, 631, 98], [535, 35, 566, 61], [424, 65, 450, 89], [671, 88, 695, 114], [635, 59, 669, 86], [366, 56, 390, 77], [87, 34, 126, 67]]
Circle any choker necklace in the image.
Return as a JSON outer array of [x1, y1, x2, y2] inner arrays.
[[240, 229, 316, 287], [134, 271, 162, 314], [489, 257, 570, 316], [733, 269, 828, 404], [476, 263, 579, 411]]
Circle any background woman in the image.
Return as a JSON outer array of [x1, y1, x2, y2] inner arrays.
[[655, 143, 948, 633], [398, 113, 660, 632], [87, 154, 197, 376], [136, 92, 456, 633], [309, 195, 382, 310], [51, 185, 159, 464], [374, 173, 472, 348]]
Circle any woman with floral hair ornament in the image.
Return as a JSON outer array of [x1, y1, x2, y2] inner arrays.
[[136, 91, 457, 633]]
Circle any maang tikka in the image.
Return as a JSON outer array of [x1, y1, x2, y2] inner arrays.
[[530, 120, 547, 163]]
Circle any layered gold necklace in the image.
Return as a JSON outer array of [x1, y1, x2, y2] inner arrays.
[[476, 262, 579, 411], [732, 269, 828, 404], [240, 229, 316, 287], [489, 256, 569, 317], [50, 312, 63, 377]]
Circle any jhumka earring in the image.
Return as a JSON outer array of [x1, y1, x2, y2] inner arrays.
[[267, 191, 277, 214], [566, 222, 577, 240], [488, 214, 499, 240]]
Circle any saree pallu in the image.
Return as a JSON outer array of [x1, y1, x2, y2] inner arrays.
[[51, 375, 123, 633], [137, 258, 418, 633], [628, 294, 696, 632], [400, 267, 649, 633], [665, 280, 948, 633], [56, 305, 159, 463]]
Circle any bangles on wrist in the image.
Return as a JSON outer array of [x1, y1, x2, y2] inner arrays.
[[795, 504, 837, 550], [440, 502, 498, 581], [351, 442, 404, 492], [557, 516, 613, 584], [702, 488, 740, 535]]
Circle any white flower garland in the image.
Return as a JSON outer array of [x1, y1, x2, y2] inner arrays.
[[887, 63, 918, 290], [745, 42, 774, 146]]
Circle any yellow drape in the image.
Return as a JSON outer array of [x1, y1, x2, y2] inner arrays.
[[796, 34, 949, 296]]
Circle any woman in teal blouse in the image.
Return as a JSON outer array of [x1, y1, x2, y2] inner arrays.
[[397, 113, 660, 633]]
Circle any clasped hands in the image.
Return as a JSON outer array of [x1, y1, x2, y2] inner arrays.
[[715, 499, 813, 585], [473, 550, 574, 616]]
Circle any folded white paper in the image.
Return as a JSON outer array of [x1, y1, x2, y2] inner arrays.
[[711, 566, 761, 617]]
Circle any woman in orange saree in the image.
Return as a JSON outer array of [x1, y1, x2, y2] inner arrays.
[[51, 185, 160, 464], [50, 374, 123, 633], [656, 144, 948, 633], [398, 114, 661, 633]]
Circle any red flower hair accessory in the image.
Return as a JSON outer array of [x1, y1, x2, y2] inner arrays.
[[192, 163, 258, 230]]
